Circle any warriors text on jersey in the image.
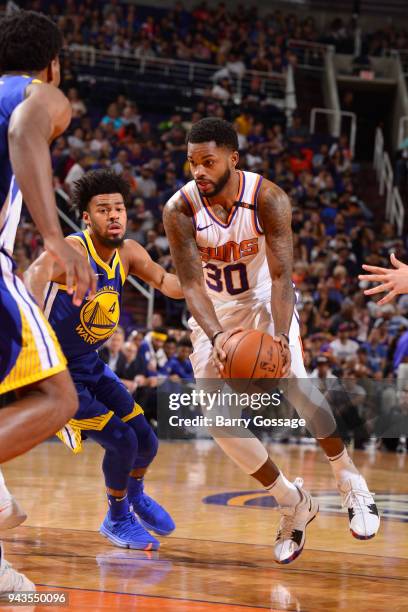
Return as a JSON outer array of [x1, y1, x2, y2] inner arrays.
[[0, 74, 66, 394], [175, 171, 271, 306], [44, 229, 125, 362]]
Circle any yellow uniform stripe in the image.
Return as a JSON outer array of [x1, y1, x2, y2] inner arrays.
[[122, 403, 144, 422], [0, 307, 66, 395], [56, 411, 115, 453], [56, 404, 144, 454]]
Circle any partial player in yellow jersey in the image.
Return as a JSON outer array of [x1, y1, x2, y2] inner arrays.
[[0, 10, 95, 593]]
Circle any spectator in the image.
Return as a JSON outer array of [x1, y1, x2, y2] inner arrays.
[[136, 164, 158, 199], [99, 327, 127, 375], [64, 151, 88, 195], [138, 327, 168, 376], [329, 323, 359, 364], [162, 338, 194, 381]]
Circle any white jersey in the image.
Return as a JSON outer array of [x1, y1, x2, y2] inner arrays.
[[176, 170, 271, 307], [0, 175, 22, 254]]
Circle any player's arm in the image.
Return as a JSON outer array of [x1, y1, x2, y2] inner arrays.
[[24, 238, 88, 308], [8, 83, 96, 305], [123, 239, 184, 299], [163, 196, 241, 373], [258, 180, 294, 376], [359, 253, 408, 304]]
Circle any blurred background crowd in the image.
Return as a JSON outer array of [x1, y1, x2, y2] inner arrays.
[[11, 0, 408, 450]]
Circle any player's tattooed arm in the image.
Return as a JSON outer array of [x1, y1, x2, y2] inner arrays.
[[163, 196, 220, 333], [24, 238, 88, 308], [258, 180, 294, 372], [163, 196, 241, 373], [123, 240, 184, 299]]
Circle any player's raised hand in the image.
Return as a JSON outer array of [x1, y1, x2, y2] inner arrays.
[[359, 253, 408, 305], [45, 237, 97, 306], [273, 334, 292, 377], [212, 328, 244, 376]]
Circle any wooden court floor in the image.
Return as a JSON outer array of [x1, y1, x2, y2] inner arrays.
[[1, 440, 407, 611]]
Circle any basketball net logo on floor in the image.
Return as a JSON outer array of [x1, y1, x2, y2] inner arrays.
[[203, 491, 408, 522]]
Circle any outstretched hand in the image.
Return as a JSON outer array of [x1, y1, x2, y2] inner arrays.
[[359, 253, 408, 305]]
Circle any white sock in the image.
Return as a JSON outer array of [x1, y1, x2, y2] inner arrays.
[[266, 473, 301, 507], [0, 468, 11, 500], [328, 448, 359, 484]]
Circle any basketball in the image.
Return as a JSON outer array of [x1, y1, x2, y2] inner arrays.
[[222, 329, 285, 379]]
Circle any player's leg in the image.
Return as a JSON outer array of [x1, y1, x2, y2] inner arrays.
[[283, 313, 380, 540], [58, 383, 159, 550], [94, 367, 175, 536], [0, 371, 78, 463], [190, 320, 318, 564], [0, 261, 76, 463], [0, 262, 74, 593], [0, 467, 26, 530]]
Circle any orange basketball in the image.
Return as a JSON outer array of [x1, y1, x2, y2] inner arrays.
[[221, 329, 285, 379]]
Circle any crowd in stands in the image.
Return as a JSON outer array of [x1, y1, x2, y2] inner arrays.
[[11, 1, 408, 450]]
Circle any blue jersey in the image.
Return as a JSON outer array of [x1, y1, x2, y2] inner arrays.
[[0, 74, 41, 253], [44, 229, 126, 362]]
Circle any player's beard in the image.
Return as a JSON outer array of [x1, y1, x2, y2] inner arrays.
[[97, 228, 126, 248], [196, 167, 231, 197]]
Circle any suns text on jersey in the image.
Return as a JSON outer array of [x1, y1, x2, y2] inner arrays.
[[198, 238, 259, 263]]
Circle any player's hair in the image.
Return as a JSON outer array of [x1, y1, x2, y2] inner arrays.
[[71, 169, 131, 216], [0, 10, 63, 73], [187, 118, 238, 151]]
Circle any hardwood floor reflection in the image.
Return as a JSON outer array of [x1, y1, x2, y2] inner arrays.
[[2, 441, 407, 611]]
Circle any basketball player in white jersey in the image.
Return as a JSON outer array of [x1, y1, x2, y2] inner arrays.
[[163, 118, 380, 564]]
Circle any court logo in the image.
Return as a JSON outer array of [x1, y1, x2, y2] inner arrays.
[[77, 288, 120, 344], [203, 491, 408, 522]]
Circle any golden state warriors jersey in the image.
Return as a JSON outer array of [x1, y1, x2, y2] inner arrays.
[[44, 230, 125, 361], [174, 171, 271, 306], [0, 74, 41, 253]]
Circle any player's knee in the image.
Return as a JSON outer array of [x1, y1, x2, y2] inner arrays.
[[116, 427, 138, 472], [128, 415, 158, 466], [138, 426, 158, 466], [110, 425, 138, 471]]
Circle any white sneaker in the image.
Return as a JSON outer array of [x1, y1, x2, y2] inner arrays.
[[0, 497, 27, 531], [274, 478, 319, 565], [0, 543, 35, 593], [339, 474, 380, 540]]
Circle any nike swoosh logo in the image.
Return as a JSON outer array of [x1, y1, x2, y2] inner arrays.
[[196, 223, 213, 231]]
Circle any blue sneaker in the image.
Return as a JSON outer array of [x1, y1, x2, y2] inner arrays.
[[100, 511, 160, 550], [129, 480, 175, 536]]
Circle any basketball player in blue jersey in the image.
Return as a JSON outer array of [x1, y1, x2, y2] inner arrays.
[[26, 169, 184, 550], [164, 118, 380, 564], [0, 10, 95, 592]]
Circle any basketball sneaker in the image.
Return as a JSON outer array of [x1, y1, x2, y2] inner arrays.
[[129, 480, 175, 536], [0, 496, 27, 531], [0, 543, 35, 593], [338, 474, 380, 540], [274, 478, 319, 565], [100, 511, 160, 550]]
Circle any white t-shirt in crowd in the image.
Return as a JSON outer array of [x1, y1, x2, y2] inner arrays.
[[329, 338, 359, 361]]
